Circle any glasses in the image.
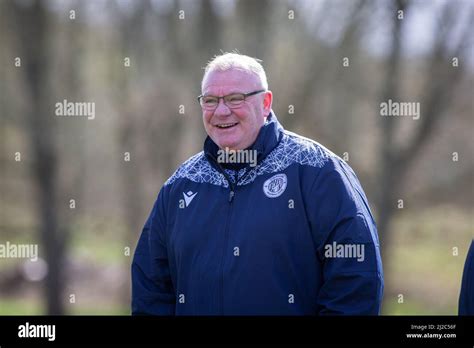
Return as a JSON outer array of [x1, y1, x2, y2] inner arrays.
[[197, 90, 266, 110]]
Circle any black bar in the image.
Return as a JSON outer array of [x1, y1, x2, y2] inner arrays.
[[0, 316, 473, 346]]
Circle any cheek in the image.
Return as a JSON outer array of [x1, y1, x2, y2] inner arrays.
[[234, 109, 251, 125], [239, 110, 259, 129], [203, 113, 212, 126]]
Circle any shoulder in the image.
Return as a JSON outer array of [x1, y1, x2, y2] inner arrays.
[[279, 131, 366, 204], [236, 130, 348, 186], [263, 130, 343, 171], [163, 151, 225, 187]]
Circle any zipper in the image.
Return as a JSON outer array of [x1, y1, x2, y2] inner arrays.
[[220, 170, 236, 314], [207, 154, 235, 314], [220, 182, 234, 315], [208, 153, 236, 201], [206, 154, 258, 314], [204, 133, 281, 313]]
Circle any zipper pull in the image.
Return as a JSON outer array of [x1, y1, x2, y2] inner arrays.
[[228, 190, 235, 202]]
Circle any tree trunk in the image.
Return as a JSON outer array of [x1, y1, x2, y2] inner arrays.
[[11, 0, 66, 314]]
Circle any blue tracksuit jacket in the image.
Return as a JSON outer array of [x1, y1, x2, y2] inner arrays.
[[131, 111, 384, 315], [459, 240, 474, 315]]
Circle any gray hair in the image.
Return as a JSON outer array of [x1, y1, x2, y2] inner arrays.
[[202, 52, 269, 91]]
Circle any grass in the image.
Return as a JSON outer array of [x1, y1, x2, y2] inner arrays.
[[0, 298, 43, 315], [382, 205, 472, 315], [0, 298, 130, 315]]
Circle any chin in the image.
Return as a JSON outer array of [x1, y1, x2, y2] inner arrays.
[[218, 142, 237, 150], [215, 137, 238, 150]]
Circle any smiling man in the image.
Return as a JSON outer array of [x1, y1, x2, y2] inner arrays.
[[131, 53, 384, 315]]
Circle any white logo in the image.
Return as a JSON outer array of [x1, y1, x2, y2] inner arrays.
[[324, 242, 365, 262], [55, 99, 95, 120], [263, 173, 287, 198], [183, 191, 197, 207], [18, 322, 56, 341]]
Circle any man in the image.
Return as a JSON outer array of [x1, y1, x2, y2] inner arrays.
[[131, 53, 384, 315], [459, 240, 473, 315]]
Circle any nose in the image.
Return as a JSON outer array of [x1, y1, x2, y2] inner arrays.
[[213, 98, 231, 116]]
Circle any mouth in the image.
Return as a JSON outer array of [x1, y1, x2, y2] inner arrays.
[[214, 122, 238, 129]]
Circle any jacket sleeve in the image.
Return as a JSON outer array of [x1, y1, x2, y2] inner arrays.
[[308, 157, 384, 315], [458, 240, 474, 315], [131, 189, 176, 315]]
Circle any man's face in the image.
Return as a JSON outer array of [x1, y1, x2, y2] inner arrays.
[[201, 69, 272, 150]]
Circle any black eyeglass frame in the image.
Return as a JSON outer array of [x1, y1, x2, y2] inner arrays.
[[197, 89, 267, 109]]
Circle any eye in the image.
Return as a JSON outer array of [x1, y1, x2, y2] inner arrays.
[[203, 97, 218, 104], [227, 94, 245, 104]]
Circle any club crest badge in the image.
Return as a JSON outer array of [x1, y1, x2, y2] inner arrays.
[[263, 173, 287, 198]]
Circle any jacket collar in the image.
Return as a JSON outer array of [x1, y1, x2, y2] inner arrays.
[[204, 110, 284, 170]]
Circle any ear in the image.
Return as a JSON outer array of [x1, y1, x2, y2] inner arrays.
[[262, 90, 273, 117]]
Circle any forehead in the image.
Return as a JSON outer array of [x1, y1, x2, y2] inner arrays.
[[202, 69, 261, 95]]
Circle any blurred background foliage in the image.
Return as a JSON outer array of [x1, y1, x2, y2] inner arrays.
[[0, 0, 473, 315]]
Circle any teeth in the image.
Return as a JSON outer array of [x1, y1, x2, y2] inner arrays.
[[216, 123, 237, 128]]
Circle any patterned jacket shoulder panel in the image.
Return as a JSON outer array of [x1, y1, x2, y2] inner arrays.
[[164, 131, 337, 188]]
